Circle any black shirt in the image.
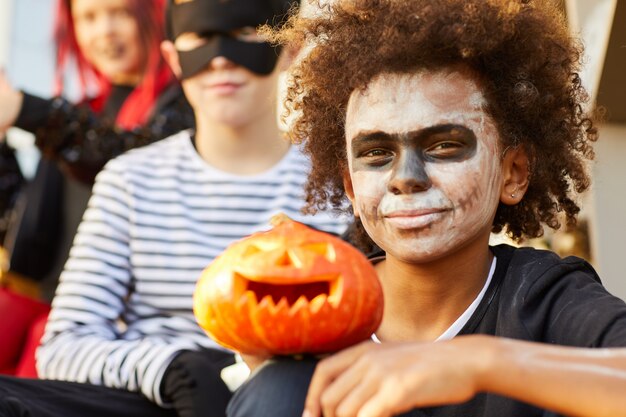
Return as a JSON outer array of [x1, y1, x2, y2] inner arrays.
[[407, 244, 626, 417]]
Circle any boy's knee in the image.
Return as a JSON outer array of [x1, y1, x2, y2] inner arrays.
[[0, 397, 29, 417], [227, 358, 317, 417]]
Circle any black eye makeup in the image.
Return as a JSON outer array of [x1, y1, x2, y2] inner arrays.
[[422, 125, 477, 161], [350, 132, 397, 167], [351, 124, 477, 164]]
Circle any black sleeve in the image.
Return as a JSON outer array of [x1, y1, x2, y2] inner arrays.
[[13, 88, 194, 184], [14, 92, 54, 132], [521, 257, 626, 348], [162, 349, 235, 417]]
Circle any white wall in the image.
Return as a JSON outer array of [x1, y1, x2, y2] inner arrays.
[[7, 0, 56, 95], [2, 0, 56, 179], [0, 0, 13, 66], [589, 124, 626, 299]]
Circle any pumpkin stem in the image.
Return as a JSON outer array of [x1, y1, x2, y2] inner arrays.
[[270, 213, 292, 227]]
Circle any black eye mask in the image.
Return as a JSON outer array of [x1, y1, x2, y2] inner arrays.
[[167, 0, 295, 78]]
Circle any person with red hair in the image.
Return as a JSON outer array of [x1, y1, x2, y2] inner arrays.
[[0, 0, 193, 291]]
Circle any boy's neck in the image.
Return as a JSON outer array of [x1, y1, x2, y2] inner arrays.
[[374, 235, 494, 343], [194, 110, 290, 175]]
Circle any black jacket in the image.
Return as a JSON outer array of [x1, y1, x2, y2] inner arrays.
[[410, 244, 626, 417]]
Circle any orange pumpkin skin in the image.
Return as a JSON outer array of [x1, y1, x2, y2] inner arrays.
[[193, 217, 384, 355]]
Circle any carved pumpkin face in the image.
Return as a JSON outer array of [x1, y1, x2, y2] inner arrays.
[[193, 216, 384, 355]]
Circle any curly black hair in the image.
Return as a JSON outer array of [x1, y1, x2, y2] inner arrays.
[[269, 0, 597, 251]]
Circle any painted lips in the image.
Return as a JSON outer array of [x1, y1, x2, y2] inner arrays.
[[384, 208, 449, 229]]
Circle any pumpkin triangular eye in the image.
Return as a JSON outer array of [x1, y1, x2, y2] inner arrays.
[[242, 245, 262, 258], [302, 243, 336, 262], [242, 242, 281, 258]]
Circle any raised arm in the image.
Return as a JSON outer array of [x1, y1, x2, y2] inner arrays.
[[1, 66, 193, 184], [15, 87, 192, 183]]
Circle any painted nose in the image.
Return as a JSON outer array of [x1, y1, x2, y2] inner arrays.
[[387, 151, 431, 195]]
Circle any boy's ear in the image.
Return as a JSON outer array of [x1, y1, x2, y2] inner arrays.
[[161, 40, 183, 79], [500, 145, 530, 205], [342, 169, 360, 218], [276, 45, 300, 71]]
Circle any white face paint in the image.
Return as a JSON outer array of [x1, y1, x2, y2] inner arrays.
[[345, 69, 503, 263]]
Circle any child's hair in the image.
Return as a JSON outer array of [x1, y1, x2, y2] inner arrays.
[[271, 0, 598, 250], [54, 0, 174, 129]]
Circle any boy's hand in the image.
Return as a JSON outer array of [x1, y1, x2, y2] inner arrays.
[[303, 337, 492, 417]]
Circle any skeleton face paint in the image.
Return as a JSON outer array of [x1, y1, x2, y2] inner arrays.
[[344, 69, 503, 263]]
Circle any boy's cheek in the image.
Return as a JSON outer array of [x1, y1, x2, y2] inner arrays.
[[357, 200, 383, 224], [351, 171, 388, 200]]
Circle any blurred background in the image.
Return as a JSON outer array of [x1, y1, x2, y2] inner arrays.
[[1, 0, 625, 298]]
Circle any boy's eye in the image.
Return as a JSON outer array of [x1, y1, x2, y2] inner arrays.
[[425, 125, 473, 156], [175, 32, 210, 51], [425, 141, 466, 158], [360, 148, 393, 159], [363, 149, 388, 157], [359, 148, 394, 166], [429, 141, 463, 152], [231, 27, 265, 43]]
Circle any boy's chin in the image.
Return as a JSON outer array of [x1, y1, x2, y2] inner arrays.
[[383, 243, 451, 265]]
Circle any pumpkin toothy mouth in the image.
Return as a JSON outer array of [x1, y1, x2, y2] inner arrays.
[[233, 274, 343, 310]]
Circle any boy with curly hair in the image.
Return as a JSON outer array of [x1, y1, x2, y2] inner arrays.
[[226, 1, 626, 416]]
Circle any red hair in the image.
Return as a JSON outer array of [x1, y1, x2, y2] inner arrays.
[[54, 0, 174, 129]]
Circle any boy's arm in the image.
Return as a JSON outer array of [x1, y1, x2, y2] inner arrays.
[[480, 337, 626, 417], [36, 159, 196, 405], [303, 337, 626, 417]]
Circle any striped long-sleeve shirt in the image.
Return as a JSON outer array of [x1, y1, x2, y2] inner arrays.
[[36, 130, 348, 405]]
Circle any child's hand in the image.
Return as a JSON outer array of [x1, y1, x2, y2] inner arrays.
[[303, 336, 493, 417], [241, 353, 271, 373]]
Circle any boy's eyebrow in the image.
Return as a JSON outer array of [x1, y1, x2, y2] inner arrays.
[[350, 131, 393, 145], [350, 124, 475, 146]]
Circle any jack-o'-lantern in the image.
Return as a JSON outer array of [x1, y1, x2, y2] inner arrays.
[[193, 215, 384, 355]]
